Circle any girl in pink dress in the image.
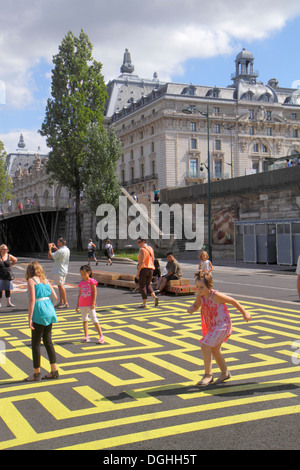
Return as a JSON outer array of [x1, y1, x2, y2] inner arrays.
[[188, 272, 251, 386], [76, 265, 104, 344]]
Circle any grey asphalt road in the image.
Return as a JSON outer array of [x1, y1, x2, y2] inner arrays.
[[0, 255, 299, 452]]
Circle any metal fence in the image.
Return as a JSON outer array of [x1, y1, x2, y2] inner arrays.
[[0, 197, 73, 217], [235, 219, 300, 265]]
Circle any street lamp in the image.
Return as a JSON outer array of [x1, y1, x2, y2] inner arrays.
[[182, 104, 212, 261]]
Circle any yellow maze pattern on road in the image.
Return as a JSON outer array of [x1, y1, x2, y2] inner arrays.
[[0, 298, 299, 449]]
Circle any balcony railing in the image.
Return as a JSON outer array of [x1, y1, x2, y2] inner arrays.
[[0, 197, 72, 217]]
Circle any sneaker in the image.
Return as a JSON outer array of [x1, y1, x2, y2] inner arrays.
[[154, 297, 159, 306], [98, 335, 105, 344], [81, 337, 90, 343]]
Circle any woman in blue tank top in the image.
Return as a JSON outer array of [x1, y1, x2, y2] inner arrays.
[[23, 261, 59, 382]]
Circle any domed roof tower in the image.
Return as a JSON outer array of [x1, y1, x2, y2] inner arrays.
[[231, 48, 259, 86]]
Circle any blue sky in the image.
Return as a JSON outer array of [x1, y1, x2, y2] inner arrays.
[[1, 0, 300, 154], [171, 15, 300, 89]]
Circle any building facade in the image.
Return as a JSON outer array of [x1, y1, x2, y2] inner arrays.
[[5, 134, 70, 211], [106, 48, 300, 196]]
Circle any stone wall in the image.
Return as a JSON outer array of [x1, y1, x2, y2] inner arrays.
[[160, 166, 300, 259]]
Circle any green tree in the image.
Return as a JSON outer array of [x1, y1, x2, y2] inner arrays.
[[0, 140, 12, 203], [39, 29, 108, 250], [82, 124, 121, 214]]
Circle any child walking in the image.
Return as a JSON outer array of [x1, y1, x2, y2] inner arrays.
[[187, 272, 251, 386], [198, 250, 213, 274], [76, 265, 104, 344]]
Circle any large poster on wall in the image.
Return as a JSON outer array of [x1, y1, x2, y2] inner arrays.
[[212, 206, 238, 245]]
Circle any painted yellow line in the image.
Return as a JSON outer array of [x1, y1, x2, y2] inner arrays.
[[58, 402, 300, 450]]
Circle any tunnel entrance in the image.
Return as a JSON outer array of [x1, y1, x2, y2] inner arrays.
[[0, 210, 67, 255]]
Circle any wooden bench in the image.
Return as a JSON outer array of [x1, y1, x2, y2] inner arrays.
[[93, 271, 196, 295], [165, 279, 197, 295], [93, 271, 136, 290]]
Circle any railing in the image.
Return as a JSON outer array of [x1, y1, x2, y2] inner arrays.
[[0, 197, 73, 217]]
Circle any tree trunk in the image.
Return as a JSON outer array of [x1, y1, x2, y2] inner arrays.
[[75, 188, 83, 251]]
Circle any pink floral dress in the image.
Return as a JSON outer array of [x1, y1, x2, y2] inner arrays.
[[191, 290, 232, 346]]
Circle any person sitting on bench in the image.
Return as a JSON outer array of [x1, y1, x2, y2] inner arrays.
[[155, 252, 182, 294]]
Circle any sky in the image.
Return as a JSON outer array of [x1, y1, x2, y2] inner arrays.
[[1, 0, 300, 154]]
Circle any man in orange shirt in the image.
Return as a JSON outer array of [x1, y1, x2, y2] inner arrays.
[[137, 237, 159, 308]]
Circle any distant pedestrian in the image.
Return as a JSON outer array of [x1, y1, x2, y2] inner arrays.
[[187, 272, 251, 386], [24, 261, 58, 382], [104, 239, 114, 266], [137, 237, 158, 308], [87, 238, 98, 266], [76, 265, 104, 344]]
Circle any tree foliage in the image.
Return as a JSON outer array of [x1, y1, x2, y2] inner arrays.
[[82, 124, 121, 214], [0, 140, 12, 203], [39, 29, 108, 250]]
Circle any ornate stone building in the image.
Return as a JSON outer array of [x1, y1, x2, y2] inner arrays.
[[6, 135, 69, 211], [106, 48, 300, 196]]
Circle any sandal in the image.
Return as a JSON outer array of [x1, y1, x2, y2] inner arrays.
[[214, 371, 232, 384], [42, 370, 59, 380], [23, 373, 41, 382], [196, 374, 214, 386]]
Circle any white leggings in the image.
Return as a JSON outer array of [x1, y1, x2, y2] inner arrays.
[[80, 306, 99, 323]]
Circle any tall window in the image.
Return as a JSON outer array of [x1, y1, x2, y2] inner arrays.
[[214, 159, 223, 177], [190, 158, 198, 177], [215, 140, 221, 151], [191, 138, 197, 149]]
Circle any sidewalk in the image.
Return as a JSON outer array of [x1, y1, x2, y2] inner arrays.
[[16, 252, 297, 274]]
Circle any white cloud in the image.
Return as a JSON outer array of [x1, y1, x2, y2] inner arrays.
[[1, 0, 300, 92], [0, 130, 49, 155], [1, 0, 300, 151]]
